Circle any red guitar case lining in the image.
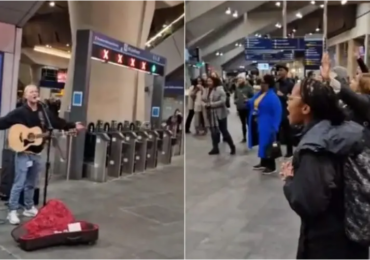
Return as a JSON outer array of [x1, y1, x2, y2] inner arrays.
[[11, 199, 99, 251]]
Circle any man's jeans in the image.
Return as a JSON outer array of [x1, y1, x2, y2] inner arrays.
[[8, 153, 42, 211]]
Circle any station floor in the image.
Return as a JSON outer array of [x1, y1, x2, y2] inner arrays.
[[185, 106, 300, 259], [0, 157, 184, 259]]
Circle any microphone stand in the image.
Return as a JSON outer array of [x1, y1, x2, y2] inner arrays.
[[39, 102, 54, 206]]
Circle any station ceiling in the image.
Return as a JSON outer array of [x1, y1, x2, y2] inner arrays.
[[186, 1, 366, 69], [21, 1, 184, 54]]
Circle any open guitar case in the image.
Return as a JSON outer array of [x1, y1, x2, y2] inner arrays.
[[11, 199, 99, 251]]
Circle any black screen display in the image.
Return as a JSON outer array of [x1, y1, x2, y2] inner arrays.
[[91, 44, 165, 77]]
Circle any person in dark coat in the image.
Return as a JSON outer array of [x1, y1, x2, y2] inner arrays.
[[276, 64, 295, 157], [247, 74, 282, 174], [282, 77, 369, 259]]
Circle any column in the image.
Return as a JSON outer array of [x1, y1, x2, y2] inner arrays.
[[335, 44, 341, 67], [347, 39, 356, 78], [61, 1, 155, 122], [0, 23, 22, 166]]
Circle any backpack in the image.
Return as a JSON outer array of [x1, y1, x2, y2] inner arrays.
[[344, 128, 370, 245]]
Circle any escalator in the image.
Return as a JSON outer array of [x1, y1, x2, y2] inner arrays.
[[149, 25, 184, 76]]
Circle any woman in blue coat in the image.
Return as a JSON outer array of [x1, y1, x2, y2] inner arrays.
[[246, 74, 282, 174]]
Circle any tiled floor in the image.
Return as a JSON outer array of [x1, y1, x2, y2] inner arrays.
[[0, 157, 184, 259], [185, 105, 300, 259]]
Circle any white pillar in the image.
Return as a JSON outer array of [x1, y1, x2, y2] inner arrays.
[[0, 22, 22, 166], [62, 1, 155, 122]]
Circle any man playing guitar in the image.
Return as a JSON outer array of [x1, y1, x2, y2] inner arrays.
[[0, 85, 84, 224]]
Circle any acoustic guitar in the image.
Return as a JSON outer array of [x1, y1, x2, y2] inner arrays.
[[8, 124, 76, 152]]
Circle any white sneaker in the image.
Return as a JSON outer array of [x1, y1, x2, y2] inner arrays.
[[23, 206, 38, 217], [7, 210, 20, 225]]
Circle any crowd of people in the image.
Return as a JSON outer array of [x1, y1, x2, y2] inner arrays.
[[186, 50, 370, 258]]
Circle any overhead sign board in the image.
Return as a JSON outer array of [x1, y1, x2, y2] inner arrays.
[[91, 31, 166, 77]]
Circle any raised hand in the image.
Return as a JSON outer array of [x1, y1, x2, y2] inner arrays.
[[320, 52, 331, 79]]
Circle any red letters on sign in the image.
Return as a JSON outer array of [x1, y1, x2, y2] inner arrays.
[[141, 62, 147, 71], [130, 58, 136, 67], [117, 54, 123, 64], [103, 49, 110, 60]]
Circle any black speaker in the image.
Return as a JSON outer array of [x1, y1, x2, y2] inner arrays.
[[0, 149, 39, 206]]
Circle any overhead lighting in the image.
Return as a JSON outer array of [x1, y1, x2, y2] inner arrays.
[[292, 28, 297, 32], [162, 24, 167, 28], [66, 43, 69, 47], [225, 8, 231, 15], [275, 23, 282, 28], [311, 1, 315, 4], [315, 27, 320, 32], [33, 46, 71, 59], [216, 52, 220, 56], [309, 32, 313, 35], [46, 45, 51, 48], [232, 11, 238, 18], [275, 2, 281, 7], [219, 53, 223, 56], [320, 4, 324, 8], [296, 12, 303, 18], [341, 0, 347, 4], [239, 65, 245, 68], [235, 43, 239, 47], [49, 1, 55, 7]]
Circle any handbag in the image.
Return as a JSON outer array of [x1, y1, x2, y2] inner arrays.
[[265, 134, 282, 159]]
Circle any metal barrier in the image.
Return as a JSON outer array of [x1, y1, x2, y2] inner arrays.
[[54, 120, 181, 183]]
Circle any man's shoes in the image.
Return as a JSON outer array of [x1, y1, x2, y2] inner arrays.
[[208, 149, 220, 155], [185, 131, 191, 134], [230, 146, 236, 155], [262, 168, 277, 175], [253, 164, 265, 170], [240, 139, 247, 143], [23, 206, 38, 217], [8, 210, 20, 225]]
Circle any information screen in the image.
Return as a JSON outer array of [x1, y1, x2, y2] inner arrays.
[[91, 44, 165, 77]]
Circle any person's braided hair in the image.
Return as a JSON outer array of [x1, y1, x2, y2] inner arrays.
[[300, 78, 346, 125]]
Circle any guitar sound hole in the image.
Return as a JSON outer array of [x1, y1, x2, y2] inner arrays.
[[27, 133, 36, 141]]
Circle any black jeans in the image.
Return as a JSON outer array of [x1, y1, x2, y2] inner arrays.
[[237, 109, 248, 139], [281, 117, 293, 155], [261, 158, 276, 171], [210, 118, 235, 150], [185, 109, 194, 133]]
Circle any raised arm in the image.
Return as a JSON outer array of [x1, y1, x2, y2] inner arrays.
[[0, 108, 22, 130]]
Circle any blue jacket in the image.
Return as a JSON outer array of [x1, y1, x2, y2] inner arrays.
[[247, 88, 282, 158]]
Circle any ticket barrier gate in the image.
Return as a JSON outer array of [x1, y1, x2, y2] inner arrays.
[[106, 128, 126, 178], [145, 129, 160, 169], [120, 129, 137, 175], [83, 122, 110, 182], [157, 128, 173, 165], [130, 121, 149, 173]]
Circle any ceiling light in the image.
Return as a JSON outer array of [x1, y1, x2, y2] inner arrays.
[[220, 53, 223, 56], [33, 46, 71, 59], [162, 24, 167, 28], [311, 1, 315, 4], [66, 43, 69, 47], [315, 27, 320, 32], [49, 1, 55, 7], [232, 11, 238, 18], [275, 23, 282, 28], [320, 4, 324, 8], [296, 12, 302, 18], [341, 0, 347, 4], [292, 28, 297, 32], [225, 8, 231, 15], [235, 43, 239, 47], [275, 2, 281, 7], [309, 32, 313, 35], [216, 52, 220, 56]]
